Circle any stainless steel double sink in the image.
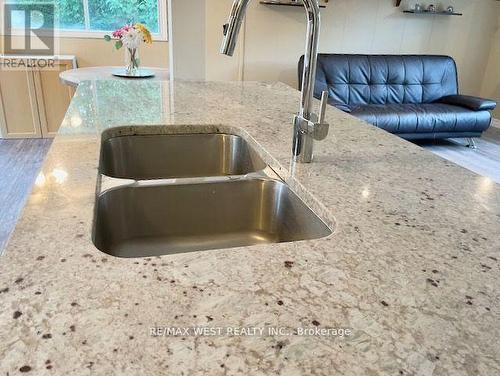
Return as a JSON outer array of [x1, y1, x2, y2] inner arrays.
[[92, 132, 332, 258]]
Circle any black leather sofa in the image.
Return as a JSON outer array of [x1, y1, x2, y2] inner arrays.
[[299, 54, 497, 141]]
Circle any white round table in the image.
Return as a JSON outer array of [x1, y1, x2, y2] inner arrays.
[[59, 66, 170, 87]]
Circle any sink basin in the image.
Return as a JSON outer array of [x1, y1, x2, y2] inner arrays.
[[93, 179, 331, 258], [100, 133, 267, 179]]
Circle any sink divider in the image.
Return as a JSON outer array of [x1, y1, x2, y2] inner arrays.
[[98, 165, 284, 197]]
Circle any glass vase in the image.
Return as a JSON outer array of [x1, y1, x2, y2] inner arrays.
[[125, 48, 140, 75]]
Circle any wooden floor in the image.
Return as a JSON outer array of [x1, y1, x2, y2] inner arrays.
[[416, 123, 500, 184], [0, 138, 52, 253]]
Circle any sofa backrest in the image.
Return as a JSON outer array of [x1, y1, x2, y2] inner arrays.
[[298, 54, 459, 107]]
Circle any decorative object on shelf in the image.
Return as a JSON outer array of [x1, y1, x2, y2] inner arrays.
[[403, 9, 462, 16], [397, 0, 461, 15], [104, 23, 153, 77]]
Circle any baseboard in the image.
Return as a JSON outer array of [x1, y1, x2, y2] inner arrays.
[[492, 118, 500, 129]]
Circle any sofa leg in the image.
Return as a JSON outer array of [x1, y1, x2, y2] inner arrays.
[[466, 137, 477, 149]]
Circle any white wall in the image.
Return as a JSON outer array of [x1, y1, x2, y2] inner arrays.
[[481, 14, 500, 118], [168, 0, 206, 80], [205, 0, 244, 81], [207, 0, 499, 99]]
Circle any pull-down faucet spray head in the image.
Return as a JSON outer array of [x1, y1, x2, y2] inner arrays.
[[220, 0, 250, 56]]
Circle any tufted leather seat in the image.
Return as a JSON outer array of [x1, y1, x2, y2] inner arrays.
[[299, 54, 497, 140]]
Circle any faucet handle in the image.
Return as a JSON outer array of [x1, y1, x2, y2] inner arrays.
[[313, 91, 329, 141]]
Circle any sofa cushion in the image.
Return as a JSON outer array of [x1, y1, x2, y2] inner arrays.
[[300, 54, 459, 106], [350, 103, 492, 134]]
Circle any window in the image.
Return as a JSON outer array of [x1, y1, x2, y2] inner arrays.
[[7, 0, 167, 39]]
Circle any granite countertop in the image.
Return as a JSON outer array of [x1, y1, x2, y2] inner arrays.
[[1, 80, 499, 375]]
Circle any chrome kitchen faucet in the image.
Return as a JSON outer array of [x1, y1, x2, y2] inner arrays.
[[220, 0, 329, 163]]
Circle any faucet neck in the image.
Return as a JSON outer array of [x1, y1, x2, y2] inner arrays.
[[299, 0, 321, 120], [220, 0, 325, 163]]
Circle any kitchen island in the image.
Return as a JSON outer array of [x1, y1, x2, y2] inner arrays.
[[0, 80, 499, 375]]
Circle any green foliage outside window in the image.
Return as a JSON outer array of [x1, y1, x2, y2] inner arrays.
[[10, 0, 160, 33], [89, 0, 159, 33]]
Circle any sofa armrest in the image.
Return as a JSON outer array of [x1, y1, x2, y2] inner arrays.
[[439, 95, 497, 111]]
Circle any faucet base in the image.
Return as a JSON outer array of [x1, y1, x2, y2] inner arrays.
[[293, 116, 314, 163], [293, 137, 314, 163]]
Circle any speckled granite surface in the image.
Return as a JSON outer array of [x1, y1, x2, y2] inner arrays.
[[1, 80, 499, 375]]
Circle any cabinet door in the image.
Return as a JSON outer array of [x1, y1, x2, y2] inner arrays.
[[0, 69, 42, 138], [34, 60, 75, 138]]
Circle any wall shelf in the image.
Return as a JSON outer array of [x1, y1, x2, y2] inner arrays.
[[403, 10, 463, 16], [259, 1, 327, 9]]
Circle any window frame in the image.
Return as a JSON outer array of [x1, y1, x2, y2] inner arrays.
[[2, 0, 169, 41]]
